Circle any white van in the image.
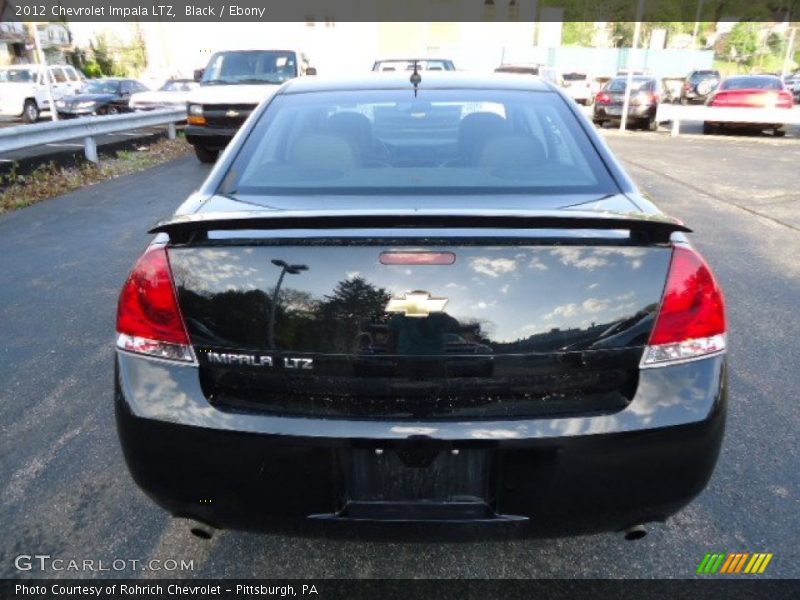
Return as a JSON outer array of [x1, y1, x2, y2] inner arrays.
[[185, 49, 315, 162], [0, 64, 84, 122]]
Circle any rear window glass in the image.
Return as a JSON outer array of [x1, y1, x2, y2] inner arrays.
[[375, 60, 452, 72], [690, 71, 719, 81], [0, 68, 37, 83], [222, 89, 617, 196], [720, 77, 782, 91], [563, 73, 587, 81], [606, 78, 650, 92]]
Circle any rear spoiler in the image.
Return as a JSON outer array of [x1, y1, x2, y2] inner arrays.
[[150, 209, 691, 244]]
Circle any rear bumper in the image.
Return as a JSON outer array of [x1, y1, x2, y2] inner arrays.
[[593, 105, 654, 121], [185, 125, 237, 150], [705, 121, 785, 130], [115, 352, 727, 535]]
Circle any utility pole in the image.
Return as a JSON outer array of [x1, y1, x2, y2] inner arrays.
[[26, 22, 57, 121], [691, 0, 706, 50], [620, 0, 645, 132], [782, 26, 797, 79]]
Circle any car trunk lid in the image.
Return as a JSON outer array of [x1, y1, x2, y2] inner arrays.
[[158, 209, 685, 419]]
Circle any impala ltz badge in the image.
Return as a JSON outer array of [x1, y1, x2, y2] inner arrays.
[[206, 352, 313, 370], [386, 291, 448, 318]]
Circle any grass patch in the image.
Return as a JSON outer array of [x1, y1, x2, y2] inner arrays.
[[0, 134, 191, 216]]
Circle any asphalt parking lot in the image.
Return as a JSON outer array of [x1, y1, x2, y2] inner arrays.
[[0, 131, 798, 579]]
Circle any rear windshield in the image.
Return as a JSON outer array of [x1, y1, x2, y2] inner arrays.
[[84, 80, 121, 94], [606, 78, 651, 92], [222, 89, 617, 196], [374, 60, 452, 72], [0, 68, 37, 83], [161, 80, 197, 92], [720, 77, 782, 91], [563, 73, 587, 81], [690, 71, 719, 81]]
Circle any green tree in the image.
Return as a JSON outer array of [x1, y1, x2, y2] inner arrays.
[[724, 22, 759, 66], [766, 32, 784, 56], [562, 22, 595, 47], [91, 34, 115, 76]]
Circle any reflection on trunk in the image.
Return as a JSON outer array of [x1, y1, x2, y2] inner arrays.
[[168, 243, 670, 419]]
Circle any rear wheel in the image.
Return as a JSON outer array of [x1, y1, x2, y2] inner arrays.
[[702, 122, 716, 135], [22, 99, 39, 123], [644, 117, 658, 132], [773, 127, 787, 137], [101, 105, 119, 116], [194, 145, 219, 163], [592, 119, 605, 128]]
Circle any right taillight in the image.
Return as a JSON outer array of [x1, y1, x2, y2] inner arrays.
[[641, 245, 726, 368], [595, 92, 610, 104], [116, 245, 195, 363]]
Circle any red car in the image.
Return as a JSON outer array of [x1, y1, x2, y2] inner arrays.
[[703, 75, 793, 136]]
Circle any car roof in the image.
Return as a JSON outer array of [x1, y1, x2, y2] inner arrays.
[[374, 58, 453, 62], [610, 75, 655, 81], [281, 72, 554, 94], [724, 74, 781, 81]]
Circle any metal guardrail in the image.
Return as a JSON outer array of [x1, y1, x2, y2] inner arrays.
[[656, 104, 800, 136], [0, 108, 187, 162]]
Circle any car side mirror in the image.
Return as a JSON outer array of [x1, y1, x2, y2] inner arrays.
[[305, 67, 317, 76], [193, 69, 205, 82]]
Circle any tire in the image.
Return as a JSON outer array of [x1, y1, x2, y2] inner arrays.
[[22, 99, 39, 123], [101, 105, 119, 116], [646, 117, 658, 132], [592, 119, 604, 128], [774, 127, 786, 138], [194, 145, 219, 163], [702, 122, 715, 135]]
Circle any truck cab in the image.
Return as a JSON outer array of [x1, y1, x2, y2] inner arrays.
[[0, 64, 84, 123], [185, 49, 314, 163]]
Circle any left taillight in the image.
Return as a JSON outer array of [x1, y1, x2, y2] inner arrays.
[[640, 245, 726, 368], [116, 245, 195, 363]]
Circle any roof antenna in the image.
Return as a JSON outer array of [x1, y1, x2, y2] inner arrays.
[[410, 60, 422, 97]]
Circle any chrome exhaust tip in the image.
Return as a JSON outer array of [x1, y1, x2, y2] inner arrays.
[[185, 518, 215, 540], [623, 524, 647, 541]]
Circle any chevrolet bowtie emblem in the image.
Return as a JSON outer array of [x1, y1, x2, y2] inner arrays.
[[225, 109, 240, 117], [386, 291, 448, 318]]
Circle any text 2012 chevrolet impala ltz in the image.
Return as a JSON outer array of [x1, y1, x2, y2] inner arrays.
[[115, 73, 727, 537]]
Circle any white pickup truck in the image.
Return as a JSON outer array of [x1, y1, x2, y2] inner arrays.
[[0, 64, 84, 122], [185, 49, 315, 163]]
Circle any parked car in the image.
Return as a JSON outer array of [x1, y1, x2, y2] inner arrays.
[[593, 76, 662, 131], [680, 69, 720, 104], [116, 72, 727, 538], [186, 49, 315, 163], [703, 75, 794, 136], [56, 78, 149, 118], [782, 72, 800, 103], [372, 58, 456, 72], [495, 64, 565, 88], [562, 71, 595, 105], [0, 64, 83, 123], [129, 78, 199, 110]]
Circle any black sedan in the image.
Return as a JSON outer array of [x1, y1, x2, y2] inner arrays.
[[56, 78, 149, 118], [593, 75, 662, 130], [115, 73, 727, 538]]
